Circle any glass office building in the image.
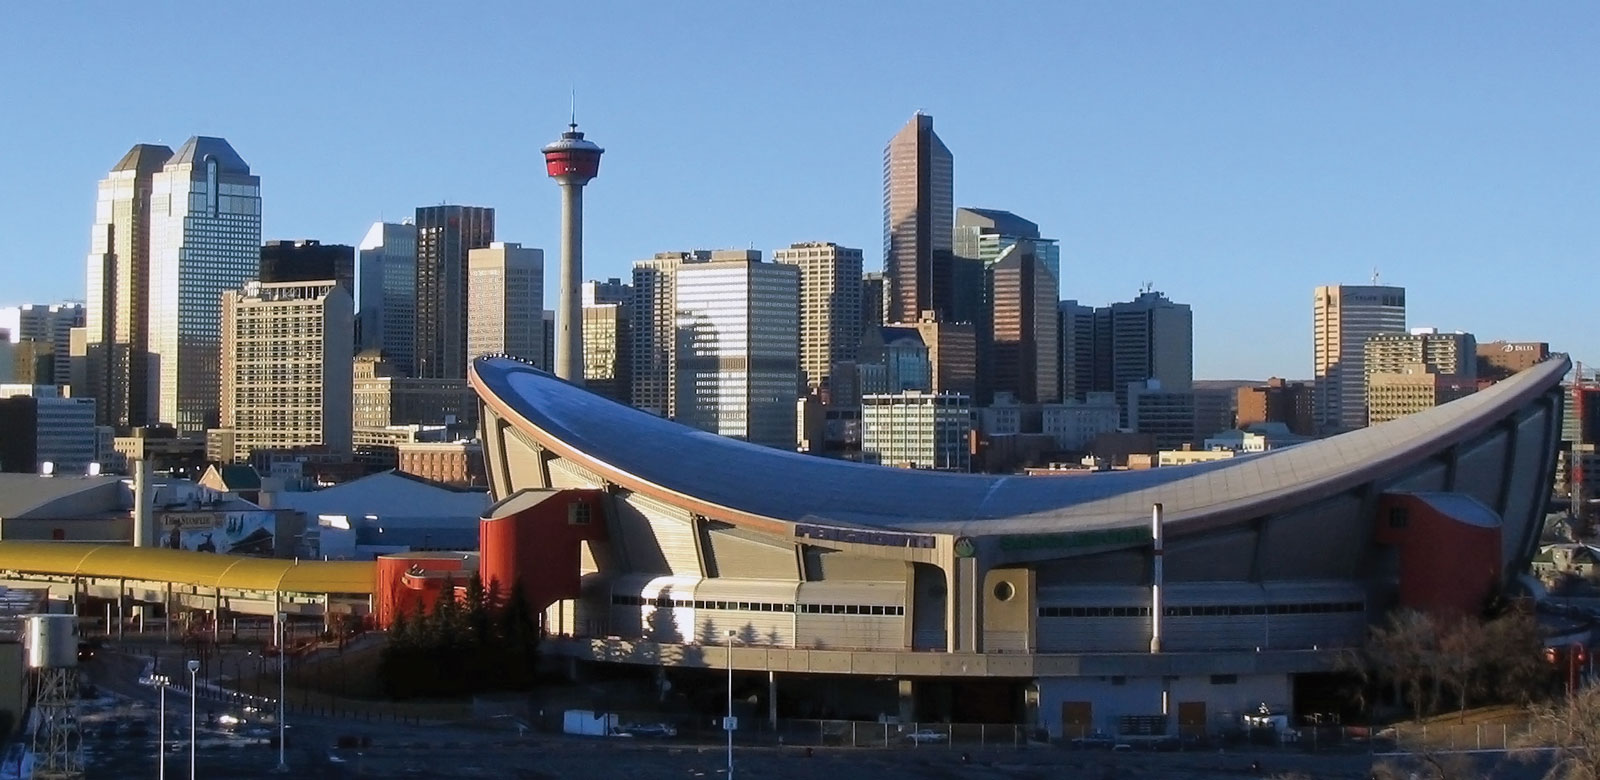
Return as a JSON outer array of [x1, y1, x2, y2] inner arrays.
[[147, 137, 262, 433], [673, 252, 799, 449]]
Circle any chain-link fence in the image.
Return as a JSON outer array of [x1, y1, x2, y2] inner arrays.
[[1379, 721, 1539, 754]]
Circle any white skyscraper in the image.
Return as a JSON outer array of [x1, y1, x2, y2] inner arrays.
[[357, 220, 418, 374], [147, 137, 262, 433], [466, 242, 545, 369], [673, 252, 799, 448], [1313, 284, 1407, 432]]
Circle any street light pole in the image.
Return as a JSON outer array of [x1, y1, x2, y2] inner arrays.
[[725, 629, 736, 780], [274, 612, 288, 773], [187, 659, 200, 780], [154, 674, 169, 780]]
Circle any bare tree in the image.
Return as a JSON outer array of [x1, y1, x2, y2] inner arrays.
[[1523, 684, 1600, 780]]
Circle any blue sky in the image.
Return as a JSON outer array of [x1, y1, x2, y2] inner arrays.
[[1, 2, 1595, 379]]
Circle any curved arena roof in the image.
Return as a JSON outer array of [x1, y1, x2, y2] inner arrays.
[[470, 355, 1569, 539]]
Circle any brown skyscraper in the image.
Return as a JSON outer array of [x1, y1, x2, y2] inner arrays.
[[84, 143, 173, 429], [883, 113, 955, 323], [987, 241, 1059, 403], [1236, 377, 1315, 435]]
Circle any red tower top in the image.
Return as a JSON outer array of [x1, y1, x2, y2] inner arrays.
[[542, 123, 603, 183]]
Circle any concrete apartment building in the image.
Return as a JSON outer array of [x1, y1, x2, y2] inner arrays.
[[1364, 329, 1476, 424], [466, 242, 545, 370], [1313, 284, 1406, 433], [220, 280, 354, 463], [1366, 364, 1478, 425], [860, 391, 972, 471], [773, 242, 863, 397]]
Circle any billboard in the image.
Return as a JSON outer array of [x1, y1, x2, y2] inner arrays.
[[158, 511, 276, 556]]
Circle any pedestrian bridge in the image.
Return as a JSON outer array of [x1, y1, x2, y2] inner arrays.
[[0, 542, 376, 635]]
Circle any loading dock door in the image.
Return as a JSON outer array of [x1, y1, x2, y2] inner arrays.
[[1061, 701, 1092, 739], [1178, 701, 1206, 738]]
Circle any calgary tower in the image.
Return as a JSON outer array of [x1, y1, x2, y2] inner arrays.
[[542, 118, 604, 384]]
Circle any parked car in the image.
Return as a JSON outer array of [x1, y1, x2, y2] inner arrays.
[[1069, 732, 1114, 749], [622, 723, 678, 738], [903, 728, 949, 744]]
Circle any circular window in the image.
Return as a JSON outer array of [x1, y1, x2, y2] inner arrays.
[[993, 581, 1016, 602]]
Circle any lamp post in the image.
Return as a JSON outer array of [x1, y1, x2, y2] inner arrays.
[[152, 673, 170, 780], [187, 659, 200, 780], [273, 612, 288, 773], [725, 629, 736, 780]]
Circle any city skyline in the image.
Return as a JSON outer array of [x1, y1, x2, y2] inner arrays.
[[2, 3, 1596, 379]]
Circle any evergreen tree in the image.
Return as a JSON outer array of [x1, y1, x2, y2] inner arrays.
[[464, 571, 490, 648]]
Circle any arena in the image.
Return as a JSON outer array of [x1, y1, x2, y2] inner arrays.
[[467, 354, 1569, 737]]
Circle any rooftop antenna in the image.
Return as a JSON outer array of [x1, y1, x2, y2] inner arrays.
[[1371, 266, 1381, 285], [570, 87, 577, 130]]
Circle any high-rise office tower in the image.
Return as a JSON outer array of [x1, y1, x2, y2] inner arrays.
[[860, 272, 886, 331], [466, 242, 545, 368], [413, 205, 494, 380], [260, 240, 355, 293], [84, 143, 172, 428], [220, 280, 353, 462], [1, 303, 85, 388], [986, 241, 1059, 403], [582, 278, 630, 306], [954, 207, 1061, 292], [773, 242, 863, 396], [913, 316, 978, 398], [1057, 300, 1095, 403], [147, 137, 262, 433], [630, 250, 710, 417], [0, 385, 99, 474], [883, 113, 957, 323], [1095, 290, 1193, 425], [356, 221, 418, 375], [1312, 284, 1406, 432], [673, 251, 799, 448], [583, 302, 631, 404]]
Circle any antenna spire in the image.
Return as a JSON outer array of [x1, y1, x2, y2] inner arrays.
[[569, 88, 577, 130]]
